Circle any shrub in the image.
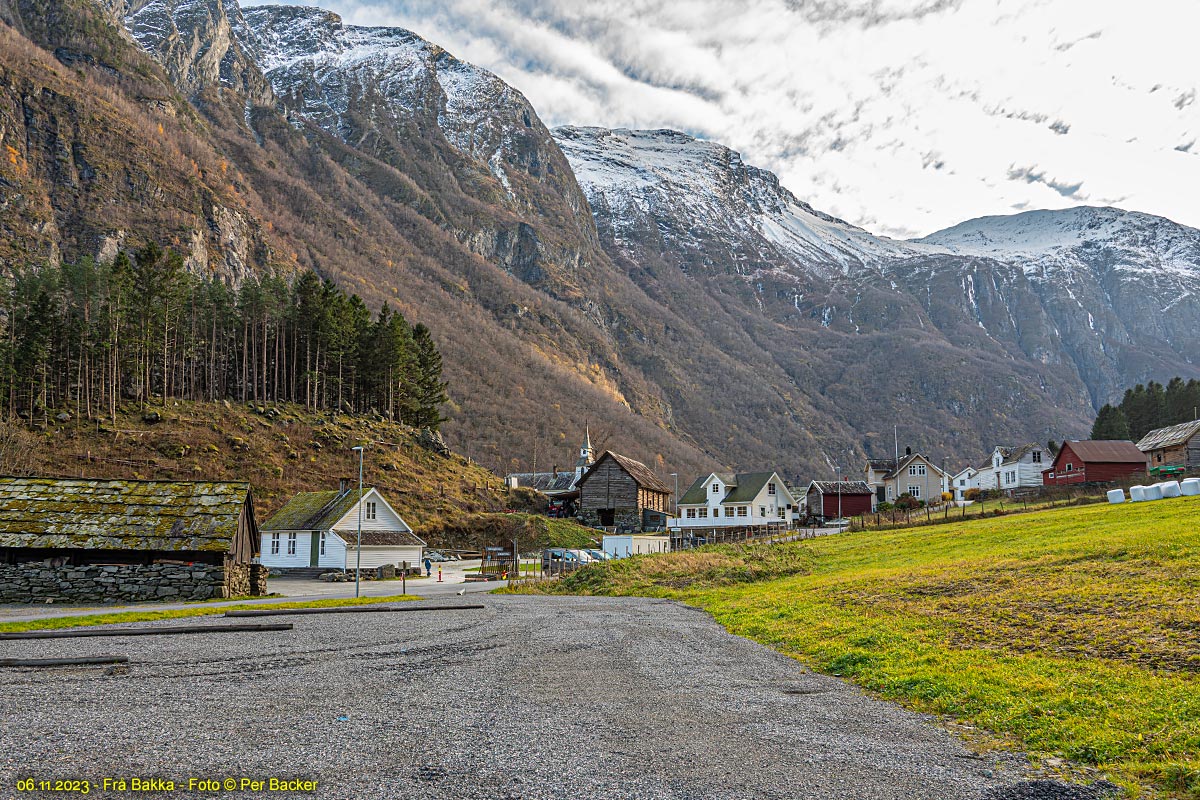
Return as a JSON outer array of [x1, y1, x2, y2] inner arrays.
[[940, 491, 953, 503], [964, 488, 981, 501], [895, 493, 920, 511]]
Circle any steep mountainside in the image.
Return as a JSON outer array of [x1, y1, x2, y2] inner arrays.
[[921, 207, 1200, 402], [555, 127, 1200, 468], [6, 0, 1199, 484]]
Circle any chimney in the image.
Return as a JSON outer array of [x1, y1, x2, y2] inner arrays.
[[905, 446, 912, 457]]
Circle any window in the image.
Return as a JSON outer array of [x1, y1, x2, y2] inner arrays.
[[767, 482, 776, 495], [778, 508, 787, 519], [887, 486, 894, 499], [287, 532, 297, 556], [1008, 470, 1017, 484], [737, 506, 748, 517], [908, 464, 926, 476], [365, 501, 377, 521], [686, 508, 696, 519], [270, 533, 280, 555], [759, 506, 767, 517], [908, 485, 921, 498], [1064, 463, 1073, 472], [711, 484, 719, 494], [959, 479, 966, 486], [699, 508, 708, 518], [1032, 450, 1042, 463], [319, 532, 327, 556], [1156, 452, 1163, 463], [712, 507, 719, 518]]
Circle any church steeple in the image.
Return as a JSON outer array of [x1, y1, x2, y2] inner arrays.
[[576, 424, 594, 469]]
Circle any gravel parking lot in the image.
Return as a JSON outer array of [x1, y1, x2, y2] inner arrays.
[[0, 595, 1116, 799]]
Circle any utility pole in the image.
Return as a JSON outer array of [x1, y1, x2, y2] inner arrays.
[[352, 445, 364, 598]]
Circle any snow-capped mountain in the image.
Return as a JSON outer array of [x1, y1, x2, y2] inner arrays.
[[43, 0, 1200, 475], [555, 126, 938, 280]]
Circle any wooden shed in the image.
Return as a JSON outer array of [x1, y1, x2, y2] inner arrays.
[[805, 481, 873, 521], [1042, 440, 1146, 486], [0, 477, 264, 603], [1136, 420, 1200, 476], [576, 451, 672, 531]]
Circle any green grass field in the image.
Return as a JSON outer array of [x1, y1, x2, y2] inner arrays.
[[513, 496, 1200, 798], [0, 593, 422, 634]]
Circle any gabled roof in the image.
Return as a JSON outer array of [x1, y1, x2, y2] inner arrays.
[[678, 475, 713, 505], [1136, 419, 1200, 452], [883, 452, 946, 480], [1058, 440, 1145, 464], [581, 451, 672, 495], [0, 477, 252, 552], [721, 472, 780, 503], [867, 458, 898, 473], [986, 443, 1041, 467], [264, 489, 367, 532], [808, 480, 873, 496]]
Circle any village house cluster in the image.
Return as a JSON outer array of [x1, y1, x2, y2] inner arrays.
[[505, 420, 1200, 556]]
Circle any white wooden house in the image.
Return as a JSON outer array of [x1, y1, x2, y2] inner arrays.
[[976, 444, 1047, 492], [261, 486, 424, 573], [950, 466, 979, 501], [673, 471, 797, 529]]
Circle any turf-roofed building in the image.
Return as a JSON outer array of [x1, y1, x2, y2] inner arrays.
[[0, 477, 265, 603]]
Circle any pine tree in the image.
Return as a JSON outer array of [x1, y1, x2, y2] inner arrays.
[[1090, 404, 1131, 440], [411, 322, 448, 431]]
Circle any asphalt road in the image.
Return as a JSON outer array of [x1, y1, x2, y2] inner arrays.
[[0, 595, 1115, 800]]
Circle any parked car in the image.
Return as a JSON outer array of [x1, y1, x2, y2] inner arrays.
[[585, 549, 611, 562]]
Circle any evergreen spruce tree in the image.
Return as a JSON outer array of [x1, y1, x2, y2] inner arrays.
[[411, 323, 448, 431], [1090, 404, 1131, 440]]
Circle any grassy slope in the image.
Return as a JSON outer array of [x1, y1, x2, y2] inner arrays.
[[515, 497, 1200, 799], [1, 401, 509, 537]]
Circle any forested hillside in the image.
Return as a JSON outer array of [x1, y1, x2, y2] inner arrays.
[[2, 246, 446, 427]]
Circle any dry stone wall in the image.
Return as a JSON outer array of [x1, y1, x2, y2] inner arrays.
[[0, 561, 242, 603]]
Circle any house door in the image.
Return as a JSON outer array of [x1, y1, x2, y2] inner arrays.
[[598, 509, 615, 527], [875, 487, 885, 503], [309, 532, 321, 567]]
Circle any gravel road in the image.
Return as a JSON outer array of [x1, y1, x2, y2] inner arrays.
[[0, 595, 1118, 799]]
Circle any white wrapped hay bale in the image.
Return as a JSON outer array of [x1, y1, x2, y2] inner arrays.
[[1106, 489, 1125, 504], [1143, 484, 1165, 501], [1158, 481, 1182, 499], [1181, 478, 1200, 496], [1129, 485, 1147, 502]]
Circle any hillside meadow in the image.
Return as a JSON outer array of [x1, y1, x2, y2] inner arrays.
[[514, 496, 1200, 798]]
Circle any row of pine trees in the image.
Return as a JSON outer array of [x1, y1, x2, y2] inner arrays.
[[2, 244, 448, 429], [1091, 378, 1200, 442]]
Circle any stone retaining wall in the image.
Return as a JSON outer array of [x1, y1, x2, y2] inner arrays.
[[0, 562, 230, 604]]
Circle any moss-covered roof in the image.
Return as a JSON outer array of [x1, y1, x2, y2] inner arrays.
[[0, 477, 251, 553], [262, 489, 368, 532]]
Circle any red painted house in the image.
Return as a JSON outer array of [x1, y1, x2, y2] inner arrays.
[[805, 480, 873, 520], [1042, 440, 1146, 486]]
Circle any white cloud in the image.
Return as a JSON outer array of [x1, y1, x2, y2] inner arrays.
[[271, 0, 1200, 238]]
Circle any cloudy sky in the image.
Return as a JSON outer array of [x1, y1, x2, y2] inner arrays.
[[283, 0, 1197, 238]]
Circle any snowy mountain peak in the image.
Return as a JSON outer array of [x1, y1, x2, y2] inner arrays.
[[920, 206, 1200, 280], [553, 126, 937, 277]]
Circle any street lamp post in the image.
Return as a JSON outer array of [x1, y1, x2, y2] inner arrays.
[[670, 473, 678, 551], [352, 445, 364, 598]]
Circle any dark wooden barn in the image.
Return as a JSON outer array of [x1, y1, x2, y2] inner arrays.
[[576, 451, 672, 531], [805, 480, 873, 521], [1042, 440, 1146, 486]]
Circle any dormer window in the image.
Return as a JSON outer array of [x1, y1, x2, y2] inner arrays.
[[711, 484, 719, 493], [1032, 451, 1042, 463]]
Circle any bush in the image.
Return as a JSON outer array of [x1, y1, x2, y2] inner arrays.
[[895, 493, 920, 511], [875, 502, 894, 512], [964, 488, 981, 501], [941, 491, 953, 503]]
